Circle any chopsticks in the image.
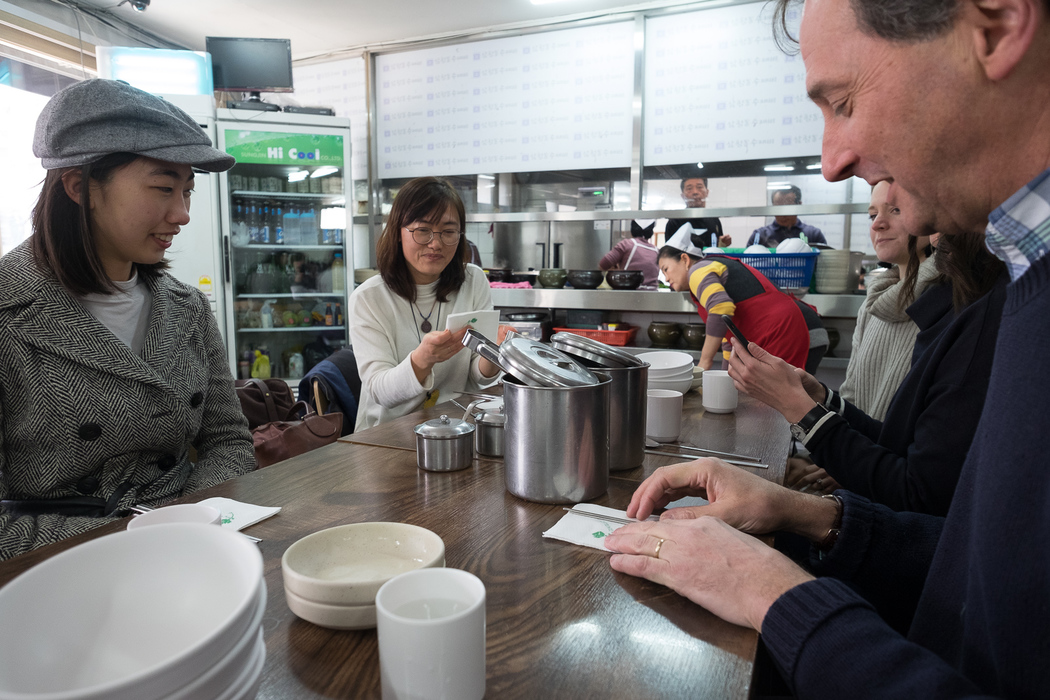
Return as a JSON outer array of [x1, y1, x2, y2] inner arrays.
[[644, 449, 768, 469], [562, 508, 639, 526], [661, 442, 761, 463]]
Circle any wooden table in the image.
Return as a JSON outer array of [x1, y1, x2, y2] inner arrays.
[[0, 395, 790, 699]]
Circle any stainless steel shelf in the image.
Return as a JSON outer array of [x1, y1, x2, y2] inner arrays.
[[492, 288, 695, 313], [233, 190, 345, 203], [803, 294, 864, 318]]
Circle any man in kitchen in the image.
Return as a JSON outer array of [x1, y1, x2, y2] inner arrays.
[[746, 185, 828, 247], [606, 0, 1050, 695], [665, 175, 733, 248]]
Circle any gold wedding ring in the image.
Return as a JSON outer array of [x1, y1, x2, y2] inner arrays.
[[653, 538, 666, 559]]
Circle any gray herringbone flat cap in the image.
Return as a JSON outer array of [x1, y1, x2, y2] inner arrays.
[[33, 79, 235, 172]]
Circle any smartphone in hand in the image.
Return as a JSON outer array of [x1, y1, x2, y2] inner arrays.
[[720, 314, 751, 349]]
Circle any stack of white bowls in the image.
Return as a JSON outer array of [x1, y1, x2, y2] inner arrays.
[[637, 350, 695, 395], [281, 522, 445, 630], [0, 523, 266, 700]]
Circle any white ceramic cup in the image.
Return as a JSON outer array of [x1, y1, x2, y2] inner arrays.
[[376, 568, 486, 700], [702, 370, 739, 414], [126, 503, 222, 531], [646, 389, 684, 443]]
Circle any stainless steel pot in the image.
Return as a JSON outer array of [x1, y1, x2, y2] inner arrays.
[[414, 415, 475, 472], [503, 372, 611, 504], [473, 405, 505, 457], [551, 333, 649, 472]]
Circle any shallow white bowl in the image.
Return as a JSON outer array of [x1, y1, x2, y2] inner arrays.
[[647, 366, 693, 380], [0, 523, 263, 700], [126, 503, 221, 530], [282, 522, 445, 607], [637, 351, 695, 374], [284, 588, 377, 630], [649, 376, 694, 395]]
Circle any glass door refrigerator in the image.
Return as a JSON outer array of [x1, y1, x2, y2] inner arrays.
[[217, 109, 352, 384]]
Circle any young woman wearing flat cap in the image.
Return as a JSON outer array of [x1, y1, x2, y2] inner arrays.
[[0, 79, 254, 560]]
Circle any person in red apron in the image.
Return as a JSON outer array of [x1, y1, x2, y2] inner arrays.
[[599, 220, 660, 289], [657, 223, 812, 371]]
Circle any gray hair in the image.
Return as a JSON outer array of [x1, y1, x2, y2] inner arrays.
[[772, 0, 964, 50]]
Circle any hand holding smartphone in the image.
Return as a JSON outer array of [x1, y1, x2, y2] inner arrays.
[[720, 314, 751, 350]]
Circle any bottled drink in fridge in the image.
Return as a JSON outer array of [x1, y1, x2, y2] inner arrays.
[[282, 206, 300, 245], [331, 252, 345, 293], [300, 206, 319, 244], [261, 203, 272, 244], [274, 205, 284, 245], [248, 203, 261, 243]]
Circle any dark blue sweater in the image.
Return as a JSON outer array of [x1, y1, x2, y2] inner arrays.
[[761, 251, 1050, 698]]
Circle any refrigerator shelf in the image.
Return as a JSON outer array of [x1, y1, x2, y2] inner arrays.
[[237, 326, 347, 333], [237, 293, 346, 299], [231, 244, 342, 251], [233, 190, 345, 204]]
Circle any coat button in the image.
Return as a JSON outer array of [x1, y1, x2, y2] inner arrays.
[[157, 455, 177, 471], [76, 476, 99, 493], [78, 423, 102, 441], [190, 391, 204, 408]]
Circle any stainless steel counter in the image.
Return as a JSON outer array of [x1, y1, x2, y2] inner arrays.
[[491, 288, 865, 318]]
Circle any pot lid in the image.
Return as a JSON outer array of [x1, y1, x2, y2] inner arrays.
[[473, 406, 505, 425], [414, 415, 475, 438], [499, 335, 600, 387], [550, 332, 645, 368]]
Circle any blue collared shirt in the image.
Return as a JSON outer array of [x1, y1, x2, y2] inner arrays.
[[985, 168, 1050, 282], [747, 219, 828, 247]]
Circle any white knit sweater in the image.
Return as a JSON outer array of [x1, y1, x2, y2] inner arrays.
[[348, 264, 497, 431], [839, 254, 940, 420]]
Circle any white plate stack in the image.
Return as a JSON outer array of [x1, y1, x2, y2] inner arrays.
[[637, 350, 695, 394], [0, 523, 267, 700], [814, 250, 852, 294]]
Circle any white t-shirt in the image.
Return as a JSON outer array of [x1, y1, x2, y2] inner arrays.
[[78, 271, 152, 356], [348, 264, 497, 430]]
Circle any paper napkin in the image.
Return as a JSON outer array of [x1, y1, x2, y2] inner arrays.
[[197, 497, 281, 531], [542, 504, 658, 552]]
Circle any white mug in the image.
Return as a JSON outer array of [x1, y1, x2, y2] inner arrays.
[[646, 389, 684, 443], [376, 568, 486, 700], [702, 370, 738, 414]]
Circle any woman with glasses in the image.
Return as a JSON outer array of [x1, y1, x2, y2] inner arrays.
[[348, 177, 502, 430]]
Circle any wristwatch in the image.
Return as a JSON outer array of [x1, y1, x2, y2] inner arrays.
[[789, 403, 831, 442]]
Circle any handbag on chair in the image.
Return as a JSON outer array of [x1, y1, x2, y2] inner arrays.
[[235, 378, 342, 468]]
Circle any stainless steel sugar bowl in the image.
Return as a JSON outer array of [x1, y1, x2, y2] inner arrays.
[[414, 415, 475, 472]]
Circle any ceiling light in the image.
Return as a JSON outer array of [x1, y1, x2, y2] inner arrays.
[[309, 166, 339, 178], [763, 165, 795, 172], [695, 162, 704, 169], [287, 170, 309, 182], [766, 182, 792, 190], [477, 173, 495, 180], [806, 163, 822, 170]]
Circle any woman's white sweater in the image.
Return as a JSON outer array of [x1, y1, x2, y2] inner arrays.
[[839, 254, 940, 421], [348, 264, 496, 431]]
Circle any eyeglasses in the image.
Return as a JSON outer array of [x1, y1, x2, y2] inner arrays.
[[405, 226, 462, 247]]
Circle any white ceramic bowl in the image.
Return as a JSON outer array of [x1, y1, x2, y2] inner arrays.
[[212, 632, 266, 700], [160, 586, 266, 700], [649, 376, 694, 395], [636, 351, 694, 374], [648, 366, 693, 380], [284, 589, 377, 630], [126, 503, 222, 530], [282, 522, 445, 607], [0, 523, 263, 700]]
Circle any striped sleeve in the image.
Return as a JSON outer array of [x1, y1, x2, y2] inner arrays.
[[689, 261, 736, 317]]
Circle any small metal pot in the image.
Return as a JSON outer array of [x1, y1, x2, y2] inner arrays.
[[414, 415, 475, 472], [473, 406, 506, 457]]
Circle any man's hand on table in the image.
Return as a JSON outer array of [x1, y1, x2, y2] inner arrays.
[[605, 458, 842, 631]]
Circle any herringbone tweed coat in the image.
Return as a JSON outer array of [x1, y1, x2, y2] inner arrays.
[[0, 242, 254, 560]]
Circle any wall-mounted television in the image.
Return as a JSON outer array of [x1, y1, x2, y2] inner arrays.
[[205, 37, 293, 94]]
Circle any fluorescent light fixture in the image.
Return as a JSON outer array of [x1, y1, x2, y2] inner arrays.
[[310, 166, 339, 179], [96, 46, 213, 96], [287, 170, 309, 182], [696, 162, 704, 169], [763, 165, 795, 172], [477, 173, 495, 180], [806, 163, 823, 170], [766, 182, 792, 190]]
